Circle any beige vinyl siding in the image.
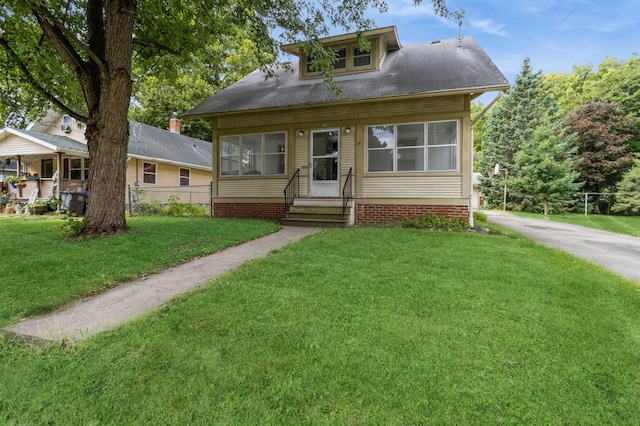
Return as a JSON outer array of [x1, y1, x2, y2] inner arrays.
[[216, 96, 465, 131], [294, 130, 310, 197], [361, 175, 462, 198], [47, 116, 86, 142], [340, 130, 356, 188], [2, 135, 53, 155], [218, 178, 288, 198], [127, 159, 212, 203]]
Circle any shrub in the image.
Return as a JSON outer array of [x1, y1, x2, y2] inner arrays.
[[473, 211, 487, 223], [164, 196, 206, 217], [400, 214, 469, 230], [61, 215, 85, 238], [131, 200, 165, 216]]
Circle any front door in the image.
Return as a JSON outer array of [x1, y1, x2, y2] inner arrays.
[[310, 130, 340, 197]]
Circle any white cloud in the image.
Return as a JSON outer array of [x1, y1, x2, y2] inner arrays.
[[470, 19, 509, 37]]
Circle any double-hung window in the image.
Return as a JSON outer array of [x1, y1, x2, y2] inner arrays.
[[367, 120, 458, 173], [220, 132, 286, 176], [179, 168, 190, 186], [143, 162, 157, 184], [353, 46, 372, 67]]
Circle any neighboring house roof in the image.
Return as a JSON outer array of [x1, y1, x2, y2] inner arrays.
[[183, 36, 509, 117], [127, 121, 212, 170], [0, 121, 212, 170], [1, 128, 89, 156]]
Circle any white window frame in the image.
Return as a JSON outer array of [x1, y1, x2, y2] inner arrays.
[[366, 120, 459, 173], [143, 161, 157, 184], [219, 132, 286, 177], [61, 115, 74, 132], [353, 46, 372, 68]]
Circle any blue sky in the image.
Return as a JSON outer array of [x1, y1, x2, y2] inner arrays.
[[360, 0, 640, 88]]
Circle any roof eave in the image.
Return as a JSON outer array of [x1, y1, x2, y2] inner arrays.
[[183, 84, 511, 119]]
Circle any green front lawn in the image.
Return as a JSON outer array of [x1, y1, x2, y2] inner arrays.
[[509, 210, 640, 237], [0, 216, 279, 327], [2, 225, 640, 424]]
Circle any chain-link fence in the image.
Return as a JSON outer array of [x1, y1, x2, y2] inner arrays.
[[127, 184, 213, 217], [480, 191, 639, 216]]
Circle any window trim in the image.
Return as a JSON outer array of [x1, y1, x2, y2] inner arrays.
[[142, 161, 157, 184], [366, 120, 459, 174], [179, 168, 190, 186], [40, 158, 54, 179], [352, 46, 372, 68], [302, 39, 377, 77]]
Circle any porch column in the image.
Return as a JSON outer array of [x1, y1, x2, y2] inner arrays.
[[16, 155, 22, 198], [56, 152, 63, 199]]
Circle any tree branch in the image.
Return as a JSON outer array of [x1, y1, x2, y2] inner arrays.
[[33, 5, 109, 78], [0, 36, 87, 122], [133, 37, 180, 55]]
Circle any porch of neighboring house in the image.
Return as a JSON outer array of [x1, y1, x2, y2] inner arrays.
[[1, 154, 89, 214]]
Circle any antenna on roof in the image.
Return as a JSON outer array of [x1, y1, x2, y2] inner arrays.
[[454, 8, 467, 49]]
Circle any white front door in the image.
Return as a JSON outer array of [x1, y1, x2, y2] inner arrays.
[[310, 130, 340, 197]]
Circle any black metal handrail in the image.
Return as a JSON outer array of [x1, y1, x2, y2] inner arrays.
[[342, 167, 353, 215], [284, 168, 300, 213]]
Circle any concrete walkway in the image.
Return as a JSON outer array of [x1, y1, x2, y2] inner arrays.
[[3, 226, 321, 343], [485, 210, 640, 283]]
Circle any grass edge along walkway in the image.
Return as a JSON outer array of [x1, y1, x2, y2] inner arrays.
[[2, 227, 640, 424]]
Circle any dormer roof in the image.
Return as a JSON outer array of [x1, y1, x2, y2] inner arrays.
[[281, 26, 401, 57]]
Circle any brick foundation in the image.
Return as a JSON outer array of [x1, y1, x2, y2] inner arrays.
[[214, 202, 285, 221], [356, 203, 469, 225]]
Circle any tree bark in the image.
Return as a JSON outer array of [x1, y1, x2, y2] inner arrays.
[[543, 198, 548, 216], [80, 0, 136, 236]]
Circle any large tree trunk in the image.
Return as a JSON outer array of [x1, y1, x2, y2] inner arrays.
[[80, 0, 136, 236]]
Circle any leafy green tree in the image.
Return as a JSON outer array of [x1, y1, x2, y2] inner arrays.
[[511, 124, 582, 216], [544, 56, 640, 152], [478, 58, 556, 208], [566, 101, 638, 213], [1, 0, 454, 236], [129, 35, 270, 141], [612, 159, 640, 215], [471, 101, 489, 170]]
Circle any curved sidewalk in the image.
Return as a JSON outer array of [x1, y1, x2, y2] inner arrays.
[[3, 226, 321, 344], [485, 211, 640, 284]]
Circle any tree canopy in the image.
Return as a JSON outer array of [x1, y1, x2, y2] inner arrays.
[[1, 0, 454, 236]]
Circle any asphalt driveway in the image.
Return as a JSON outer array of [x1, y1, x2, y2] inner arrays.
[[484, 210, 640, 284]]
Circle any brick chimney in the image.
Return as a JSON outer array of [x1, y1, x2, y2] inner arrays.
[[169, 112, 180, 134]]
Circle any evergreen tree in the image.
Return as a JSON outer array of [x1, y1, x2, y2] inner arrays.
[[511, 124, 582, 215], [612, 159, 640, 215], [478, 58, 556, 208]]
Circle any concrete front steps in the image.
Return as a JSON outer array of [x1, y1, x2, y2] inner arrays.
[[281, 198, 353, 227]]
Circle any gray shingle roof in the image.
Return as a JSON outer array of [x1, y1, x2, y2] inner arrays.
[[127, 121, 212, 170], [183, 37, 509, 117], [16, 129, 89, 154], [5, 122, 212, 170]]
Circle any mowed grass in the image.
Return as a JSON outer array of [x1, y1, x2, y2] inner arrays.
[[3, 227, 640, 424], [509, 210, 640, 237], [0, 216, 279, 327]]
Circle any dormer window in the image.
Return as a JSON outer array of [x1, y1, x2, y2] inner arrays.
[[333, 48, 347, 70], [306, 47, 347, 73], [283, 26, 400, 79], [61, 115, 73, 133], [353, 47, 372, 68]]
